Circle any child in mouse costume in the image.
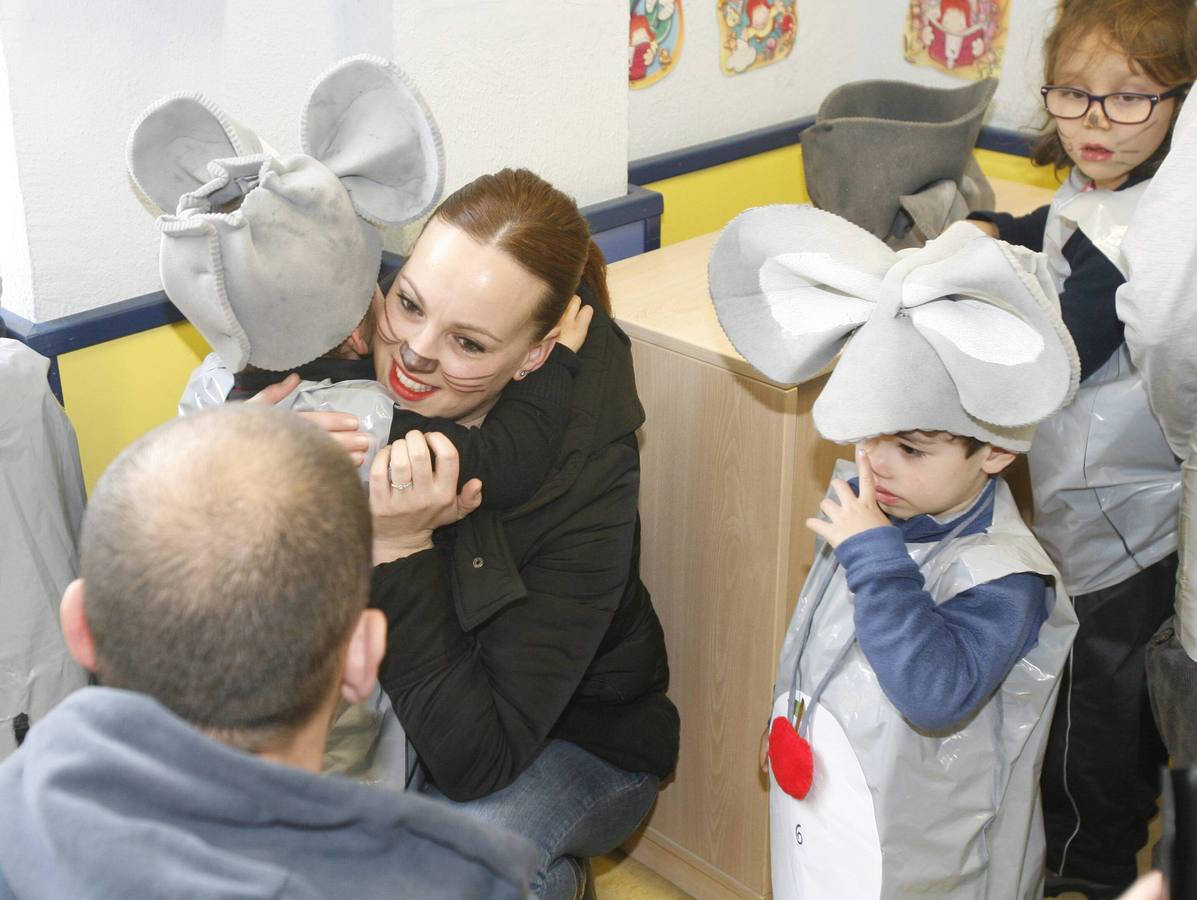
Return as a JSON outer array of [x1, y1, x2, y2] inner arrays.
[[125, 56, 589, 789], [709, 205, 1080, 899], [127, 55, 586, 508]]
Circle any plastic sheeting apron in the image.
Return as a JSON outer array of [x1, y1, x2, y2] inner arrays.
[[178, 355, 408, 785], [770, 464, 1077, 898], [178, 352, 395, 483], [1029, 171, 1181, 596], [0, 340, 89, 759]]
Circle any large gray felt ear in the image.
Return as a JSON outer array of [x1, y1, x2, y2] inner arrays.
[[126, 93, 264, 214], [898, 224, 1080, 427], [301, 54, 444, 227], [709, 205, 894, 385]]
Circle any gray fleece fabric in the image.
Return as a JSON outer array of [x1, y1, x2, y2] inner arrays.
[[0, 688, 535, 899]]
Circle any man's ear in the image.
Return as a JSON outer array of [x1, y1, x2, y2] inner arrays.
[[980, 445, 1018, 476], [340, 609, 386, 704], [59, 579, 98, 673], [518, 329, 559, 378]]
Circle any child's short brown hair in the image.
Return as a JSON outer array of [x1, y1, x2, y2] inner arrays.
[[895, 430, 988, 457]]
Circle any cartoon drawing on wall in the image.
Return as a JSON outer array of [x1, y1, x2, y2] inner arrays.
[[717, 0, 797, 77], [904, 0, 1009, 80], [629, 0, 684, 89]]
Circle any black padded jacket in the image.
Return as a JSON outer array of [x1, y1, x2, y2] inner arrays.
[[370, 297, 680, 802]]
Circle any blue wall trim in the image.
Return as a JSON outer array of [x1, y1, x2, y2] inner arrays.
[[2, 185, 663, 371], [3, 291, 183, 359], [3, 116, 1037, 375], [976, 125, 1037, 157], [628, 116, 814, 185], [585, 183, 663, 234], [626, 120, 1036, 186]]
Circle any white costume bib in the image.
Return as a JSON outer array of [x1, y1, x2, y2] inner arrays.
[[771, 466, 1077, 898]]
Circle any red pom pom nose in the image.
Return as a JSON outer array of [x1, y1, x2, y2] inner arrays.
[[768, 715, 814, 799]]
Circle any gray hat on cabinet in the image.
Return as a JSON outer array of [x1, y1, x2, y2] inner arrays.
[[801, 78, 997, 243], [708, 205, 1080, 452], [127, 55, 443, 372]]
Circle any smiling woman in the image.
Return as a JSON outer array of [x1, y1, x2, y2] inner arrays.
[[371, 216, 560, 422], [363, 168, 679, 900]]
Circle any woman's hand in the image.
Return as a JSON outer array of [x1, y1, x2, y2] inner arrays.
[[557, 295, 594, 353], [247, 374, 372, 467], [805, 450, 890, 548], [369, 430, 483, 565]]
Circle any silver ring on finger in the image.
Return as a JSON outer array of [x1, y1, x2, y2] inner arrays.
[[390, 477, 414, 491]]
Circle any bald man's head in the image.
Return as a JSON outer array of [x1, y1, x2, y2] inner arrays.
[[79, 405, 371, 748]]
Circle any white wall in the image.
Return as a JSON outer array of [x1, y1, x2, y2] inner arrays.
[[0, 0, 1064, 322], [0, 0, 626, 322], [629, 0, 1059, 160]]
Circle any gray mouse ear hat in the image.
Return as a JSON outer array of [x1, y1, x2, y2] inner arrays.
[[127, 55, 443, 372], [801, 78, 997, 241], [709, 206, 1081, 451]]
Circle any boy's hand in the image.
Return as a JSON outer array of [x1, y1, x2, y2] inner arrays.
[[805, 449, 891, 548], [557, 295, 594, 353], [246, 372, 301, 405], [249, 374, 371, 466]]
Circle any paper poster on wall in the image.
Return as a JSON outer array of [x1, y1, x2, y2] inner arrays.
[[717, 0, 797, 77], [629, 0, 684, 89], [903, 0, 1010, 80]]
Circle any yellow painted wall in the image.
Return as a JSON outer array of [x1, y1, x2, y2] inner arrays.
[[59, 321, 209, 491], [52, 145, 1057, 491], [645, 144, 1062, 249], [973, 146, 1064, 191], [646, 144, 808, 247]]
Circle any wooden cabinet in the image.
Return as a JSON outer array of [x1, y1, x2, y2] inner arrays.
[[606, 180, 1054, 898], [609, 231, 849, 898]]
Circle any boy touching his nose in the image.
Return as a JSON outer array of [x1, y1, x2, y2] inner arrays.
[[804, 432, 1043, 735], [710, 206, 1079, 897]]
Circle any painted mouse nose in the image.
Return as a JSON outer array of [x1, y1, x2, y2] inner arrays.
[[1085, 101, 1111, 129], [400, 341, 437, 374]]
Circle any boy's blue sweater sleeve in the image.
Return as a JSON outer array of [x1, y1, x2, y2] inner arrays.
[[836, 525, 1047, 733]]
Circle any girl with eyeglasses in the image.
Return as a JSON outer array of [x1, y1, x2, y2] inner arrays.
[[968, 2, 1194, 896]]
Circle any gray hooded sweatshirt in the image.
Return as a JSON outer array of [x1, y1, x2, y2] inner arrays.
[[0, 688, 535, 899]]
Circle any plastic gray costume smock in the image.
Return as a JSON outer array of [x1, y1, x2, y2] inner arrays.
[[1028, 169, 1181, 596], [708, 206, 1082, 900], [0, 340, 89, 759], [769, 463, 1076, 898], [176, 359, 408, 787], [130, 55, 445, 791], [178, 352, 394, 482]]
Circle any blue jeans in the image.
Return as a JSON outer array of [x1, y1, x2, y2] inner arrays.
[[422, 740, 659, 899]]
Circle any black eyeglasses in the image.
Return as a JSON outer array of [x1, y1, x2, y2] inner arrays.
[[1040, 84, 1189, 125]]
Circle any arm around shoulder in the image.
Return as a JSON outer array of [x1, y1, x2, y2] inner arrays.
[[388, 346, 580, 508]]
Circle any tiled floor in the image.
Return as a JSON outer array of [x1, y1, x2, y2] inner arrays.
[[593, 853, 692, 899], [595, 813, 1161, 899]]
